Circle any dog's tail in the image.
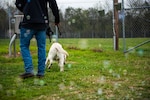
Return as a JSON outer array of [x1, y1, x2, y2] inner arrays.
[[62, 49, 69, 56], [56, 47, 69, 56]]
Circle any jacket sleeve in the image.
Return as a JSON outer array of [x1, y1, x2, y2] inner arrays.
[[49, 0, 60, 23], [15, 0, 27, 12]]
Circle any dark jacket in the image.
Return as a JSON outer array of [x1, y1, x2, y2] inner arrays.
[[15, 0, 59, 30]]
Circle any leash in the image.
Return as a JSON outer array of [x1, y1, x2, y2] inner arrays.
[[46, 25, 61, 43], [56, 25, 62, 36]]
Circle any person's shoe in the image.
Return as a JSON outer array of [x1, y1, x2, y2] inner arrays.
[[36, 74, 44, 78], [19, 73, 34, 79]]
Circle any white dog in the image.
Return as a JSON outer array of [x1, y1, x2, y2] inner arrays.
[[45, 42, 69, 72]]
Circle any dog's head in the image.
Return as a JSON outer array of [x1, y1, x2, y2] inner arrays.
[[51, 35, 58, 43]]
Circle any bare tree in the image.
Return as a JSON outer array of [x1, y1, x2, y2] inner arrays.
[[0, 1, 4, 9], [103, 0, 112, 13], [127, 0, 145, 8]]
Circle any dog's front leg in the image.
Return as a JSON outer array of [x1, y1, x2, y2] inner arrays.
[[60, 65, 64, 72], [48, 59, 53, 69], [47, 64, 52, 69], [59, 59, 64, 72]]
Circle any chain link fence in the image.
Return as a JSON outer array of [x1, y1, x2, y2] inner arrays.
[[120, 6, 150, 52], [123, 7, 150, 38]]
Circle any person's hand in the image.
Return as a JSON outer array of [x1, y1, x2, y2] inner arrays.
[[55, 23, 59, 25], [55, 18, 60, 25]]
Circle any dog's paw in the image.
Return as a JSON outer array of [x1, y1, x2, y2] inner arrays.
[[60, 67, 64, 72], [47, 64, 53, 69]]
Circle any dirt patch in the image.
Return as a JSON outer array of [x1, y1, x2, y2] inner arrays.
[[91, 48, 103, 52], [67, 46, 80, 50]]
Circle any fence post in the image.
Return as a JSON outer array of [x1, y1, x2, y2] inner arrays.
[[113, 0, 119, 50]]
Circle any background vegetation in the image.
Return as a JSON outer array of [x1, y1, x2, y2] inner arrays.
[[0, 38, 150, 100], [0, 1, 150, 99], [0, 0, 150, 38]]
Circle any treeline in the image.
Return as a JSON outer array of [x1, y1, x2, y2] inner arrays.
[[0, 8, 8, 38], [57, 7, 113, 38], [0, 0, 149, 38]]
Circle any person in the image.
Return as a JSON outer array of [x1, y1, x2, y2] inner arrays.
[[15, 0, 60, 78]]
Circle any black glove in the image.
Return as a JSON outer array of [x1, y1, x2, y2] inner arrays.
[[46, 27, 54, 42], [55, 17, 60, 25]]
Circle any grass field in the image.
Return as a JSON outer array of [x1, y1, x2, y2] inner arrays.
[[0, 38, 150, 100]]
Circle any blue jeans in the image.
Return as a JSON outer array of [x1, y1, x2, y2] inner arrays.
[[20, 28, 46, 76]]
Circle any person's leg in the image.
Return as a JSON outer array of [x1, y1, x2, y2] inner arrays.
[[20, 28, 34, 74], [35, 30, 46, 76]]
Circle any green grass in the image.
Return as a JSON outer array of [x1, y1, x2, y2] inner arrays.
[[0, 38, 150, 100]]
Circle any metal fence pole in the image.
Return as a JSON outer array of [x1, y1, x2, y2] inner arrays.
[[9, 15, 23, 57], [122, 0, 126, 52], [124, 40, 150, 53]]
